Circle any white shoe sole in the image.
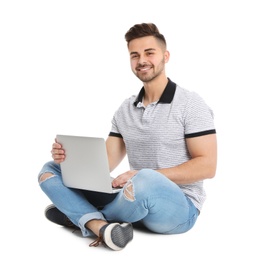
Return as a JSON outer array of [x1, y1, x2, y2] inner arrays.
[[103, 223, 133, 251]]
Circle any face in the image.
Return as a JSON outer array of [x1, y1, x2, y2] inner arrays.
[[128, 36, 169, 83]]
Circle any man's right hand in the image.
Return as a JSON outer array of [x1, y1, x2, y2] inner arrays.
[[51, 138, 66, 163]]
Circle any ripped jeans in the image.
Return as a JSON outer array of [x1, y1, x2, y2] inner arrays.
[[38, 161, 199, 237]]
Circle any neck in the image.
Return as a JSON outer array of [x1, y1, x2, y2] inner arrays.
[[143, 76, 168, 106]]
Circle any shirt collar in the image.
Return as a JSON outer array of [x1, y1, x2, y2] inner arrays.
[[133, 78, 177, 106]]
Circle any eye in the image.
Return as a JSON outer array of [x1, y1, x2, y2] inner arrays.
[[131, 54, 139, 59]]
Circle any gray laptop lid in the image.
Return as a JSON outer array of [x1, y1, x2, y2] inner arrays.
[[56, 134, 120, 193]]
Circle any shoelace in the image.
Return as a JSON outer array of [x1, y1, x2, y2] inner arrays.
[[89, 235, 104, 247]]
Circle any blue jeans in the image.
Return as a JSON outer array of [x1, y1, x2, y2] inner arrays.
[[38, 161, 199, 237]]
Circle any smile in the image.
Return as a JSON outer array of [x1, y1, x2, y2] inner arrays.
[[136, 66, 152, 72]]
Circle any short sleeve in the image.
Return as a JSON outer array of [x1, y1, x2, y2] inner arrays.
[[184, 92, 216, 138]]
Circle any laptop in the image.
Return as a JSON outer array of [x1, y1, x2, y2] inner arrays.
[[56, 134, 121, 194]]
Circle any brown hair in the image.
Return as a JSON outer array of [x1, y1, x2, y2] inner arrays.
[[125, 23, 166, 47]]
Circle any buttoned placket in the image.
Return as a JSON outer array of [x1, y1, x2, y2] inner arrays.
[[137, 102, 158, 124]]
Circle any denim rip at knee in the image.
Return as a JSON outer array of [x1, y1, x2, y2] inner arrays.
[[38, 161, 107, 237], [101, 169, 199, 234]]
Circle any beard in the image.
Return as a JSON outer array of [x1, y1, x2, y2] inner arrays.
[[135, 58, 165, 83]]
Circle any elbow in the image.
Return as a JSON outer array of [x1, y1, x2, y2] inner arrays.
[[206, 161, 217, 179], [207, 169, 216, 179], [201, 156, 217, 180]]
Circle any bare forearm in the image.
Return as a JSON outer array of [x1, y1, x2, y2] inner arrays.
[[157, 156, 216, 185]]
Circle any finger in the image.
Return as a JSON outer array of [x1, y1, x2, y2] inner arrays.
[[52, 143, 61, 149], [52, 147, 64, 154], [52, 153, 65, 161], [51, 149, 57, 155], [112, 177, 125, 188], [54, 158, 65, 164]]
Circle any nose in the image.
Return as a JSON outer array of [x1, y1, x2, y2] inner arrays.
[[138, 55, 147, 65]]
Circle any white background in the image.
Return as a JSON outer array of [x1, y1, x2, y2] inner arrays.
[[1, 0, 256, 259]]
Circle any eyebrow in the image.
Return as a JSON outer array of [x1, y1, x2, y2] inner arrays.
[[130, 48, 156, 56]]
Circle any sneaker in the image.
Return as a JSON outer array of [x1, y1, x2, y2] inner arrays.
[[90, 223, 133, 251], [44, 204, 79, 229]]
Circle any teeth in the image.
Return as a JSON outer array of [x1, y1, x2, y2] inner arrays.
[[140, 67, 150, 71]]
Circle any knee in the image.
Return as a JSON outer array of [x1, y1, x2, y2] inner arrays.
[[122, 169, 158, 201], [123, 179, 135, 201], [134, 169, 162, 185], [38, 161, 60, 184], [131, 169, 168, 193], [38, 172, 55, 183]]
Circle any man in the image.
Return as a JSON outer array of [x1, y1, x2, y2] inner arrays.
[[38, 23, 217, 251]]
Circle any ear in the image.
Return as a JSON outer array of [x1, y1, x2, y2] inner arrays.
[[164, 50, 170, 63]]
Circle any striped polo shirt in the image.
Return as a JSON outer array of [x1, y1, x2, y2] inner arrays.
[[109, 78, 216, 210]]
